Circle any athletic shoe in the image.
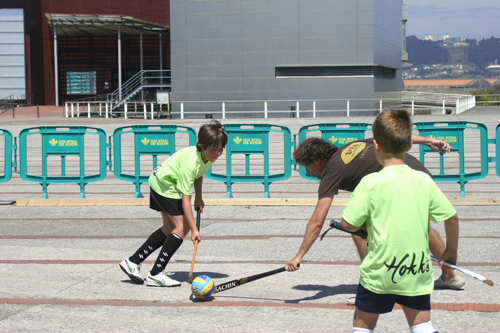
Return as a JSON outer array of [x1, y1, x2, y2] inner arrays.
[[434, 275, 465, 290], [145, 272, 181, 287], [347, 296, 356, 306], [119, 258, 144, 285]]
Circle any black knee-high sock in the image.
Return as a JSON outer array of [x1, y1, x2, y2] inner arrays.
[[150, 233, 183, 276], [129, 228, 167, 264]]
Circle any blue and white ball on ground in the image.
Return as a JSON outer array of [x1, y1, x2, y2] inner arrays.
[[191, 275, 215, 300]]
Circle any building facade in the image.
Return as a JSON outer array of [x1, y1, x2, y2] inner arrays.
[[0, 0, 169, 105], [170, 0, 403, 117], [2, 0, 405, 115]]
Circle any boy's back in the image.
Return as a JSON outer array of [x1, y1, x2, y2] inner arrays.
[[343, 164, 455, 296]]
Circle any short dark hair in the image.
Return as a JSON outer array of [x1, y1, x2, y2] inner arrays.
[[196, 119, 228, 151], [373, 109, 412, 154], [294, 137, 337, 166]]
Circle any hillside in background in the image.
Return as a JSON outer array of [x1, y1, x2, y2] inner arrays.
[[406, 36, 500, 77]]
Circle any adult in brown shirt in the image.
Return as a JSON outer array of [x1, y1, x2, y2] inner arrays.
[[286, 135, 465, 290]]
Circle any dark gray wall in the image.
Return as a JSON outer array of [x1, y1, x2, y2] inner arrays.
[[170, 0, 403, 117]]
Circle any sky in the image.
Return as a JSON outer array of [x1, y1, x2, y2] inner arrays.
[[405, 0, 500, 40]]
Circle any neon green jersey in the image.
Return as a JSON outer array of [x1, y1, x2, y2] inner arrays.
[[149, 146, 213, 199], [342, 165, 456, 296]]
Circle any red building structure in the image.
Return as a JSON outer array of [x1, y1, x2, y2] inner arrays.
[[0, 0, 170, 105]]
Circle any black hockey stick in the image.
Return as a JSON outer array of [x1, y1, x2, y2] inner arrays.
[[320, 220, 367, 240], [213, 265, 295, 294], [328, 219, 494, 287]]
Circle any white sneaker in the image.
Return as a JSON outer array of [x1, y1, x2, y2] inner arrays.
[[119, 258, 144, 284], [146, 272, 181, 287]]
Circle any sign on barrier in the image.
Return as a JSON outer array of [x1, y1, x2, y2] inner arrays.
[[18, 126, 109, 198], [206, 124, 292, 198], [0, 128, 14, 183], [297, 123, 372, 181], [414, 121, 489, 197], [112, 125, 197, 198]]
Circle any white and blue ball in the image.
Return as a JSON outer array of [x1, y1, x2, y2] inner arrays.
[[191, 275, 215, 300]]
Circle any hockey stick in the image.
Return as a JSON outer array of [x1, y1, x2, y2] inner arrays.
[[213, 265, 295, 294], [328, 220, 494, 287], [188, 209, 201, 284]]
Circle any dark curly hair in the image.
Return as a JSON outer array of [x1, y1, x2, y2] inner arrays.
[[294, 137, 337, 166]]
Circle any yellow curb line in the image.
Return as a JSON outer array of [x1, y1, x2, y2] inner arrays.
[[15, 197, 500, 206]]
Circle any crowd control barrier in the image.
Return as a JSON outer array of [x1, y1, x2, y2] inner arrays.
[[0, 129, 14, 183], [112, 125, 197, 198], [296, 123, 372, 181], [414, 121, 489, 197], [18, 126, 109, 198], [496, 124, 500, 178], [4, 121, 500, 198], [206, 124, 292, 198]]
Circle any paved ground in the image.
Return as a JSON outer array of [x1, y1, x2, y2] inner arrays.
[[0, 106, 499, 332]]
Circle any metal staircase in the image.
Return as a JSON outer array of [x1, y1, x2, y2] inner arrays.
[[108, 70, 171, 110]]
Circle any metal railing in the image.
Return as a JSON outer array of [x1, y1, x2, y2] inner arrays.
[[63, 91, 477, 119], [174, 92, 476, 119], [107, 70, 171, 110]]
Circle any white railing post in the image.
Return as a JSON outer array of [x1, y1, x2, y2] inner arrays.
[[222, 102, 225, 119], [124, 103, 128, 119], [456, 98, 460, 114], [181, 102, 184, 119], [264, 101, 267, 118], [442, 99, 445, 114], [77, 103, 80, 117], [87, 102, 91, 118], [99, 102, 102, 116], [151, 103, 154, 119], [379, 99, 383, 113], [313, 100, 316, 118], [411, 99, 414, 115], [347, 100, 350, 117], [143, 102, 147, 119], [105, 102, 109, 118], [296, 101, 300, 118], [65, 102, 68, 117]]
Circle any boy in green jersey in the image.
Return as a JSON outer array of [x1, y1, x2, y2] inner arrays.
[[341, 110, 459, 333], [120, 120, 228, 287]]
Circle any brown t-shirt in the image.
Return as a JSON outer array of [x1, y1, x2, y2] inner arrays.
[[318, 139, 430, 199]]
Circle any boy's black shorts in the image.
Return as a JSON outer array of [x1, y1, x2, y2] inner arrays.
[[355, 283, 431, 314], [149, 187, 184, 216]]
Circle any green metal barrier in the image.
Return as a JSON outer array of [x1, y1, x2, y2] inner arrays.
[[18, 126, 109, 198], [414, 121, 489, 198], [496, 124, 500, 178], [0, 129, 14, 183], [297, 123, 372, 181], [112, 125, 197, 198], [206, 124, 292, 198]]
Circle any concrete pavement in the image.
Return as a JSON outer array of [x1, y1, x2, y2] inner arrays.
[[0, 106, 499, 332]]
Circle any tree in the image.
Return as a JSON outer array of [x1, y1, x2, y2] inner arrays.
[[468, 37, 500, 69], [406, 35, 451, 67]]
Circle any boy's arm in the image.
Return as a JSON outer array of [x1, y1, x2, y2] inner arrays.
[[341, 217, 360, 232], [438, 213, 459, 267], [193, 176, 204, 212], [286, 196, 333, 271], [411, 134, 452, 153], [182, 193, 200, 244]]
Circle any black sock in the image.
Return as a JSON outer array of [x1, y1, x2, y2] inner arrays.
[[150, 233, 183, 276], [129, 228, 167, 264]]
